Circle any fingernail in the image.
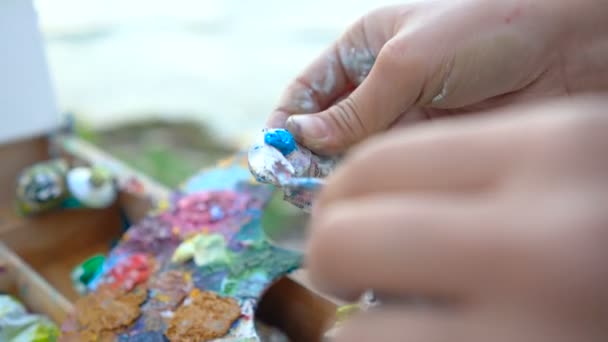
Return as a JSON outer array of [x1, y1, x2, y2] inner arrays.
[[286, 115, 328, 144]]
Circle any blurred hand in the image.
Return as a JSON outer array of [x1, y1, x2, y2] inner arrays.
[[307, 96, 608, 342], [267, 0, 608, 155]]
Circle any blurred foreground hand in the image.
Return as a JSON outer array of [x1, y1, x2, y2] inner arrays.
[[268, 0, 608, 155], [308, 96, 608, 342]]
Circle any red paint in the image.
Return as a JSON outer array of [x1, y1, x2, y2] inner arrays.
[[109, 253, 152, 291], [504, 7, 522, 24]]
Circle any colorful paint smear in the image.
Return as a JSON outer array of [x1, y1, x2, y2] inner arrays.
[[62, 152, 302, 341]]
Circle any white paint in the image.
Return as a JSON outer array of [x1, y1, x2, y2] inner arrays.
[[431, 84, 448, 103], [339, 45, 375, 85], [0, 0, 58, 144], [293, 88, 316, 112], [66, 167, 116, 208], [431, 59, 454, 105], [311, 56, 337, 96]]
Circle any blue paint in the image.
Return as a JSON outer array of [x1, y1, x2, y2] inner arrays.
[[87, 254, 121, 291], [193, 268, 229, 293], [224, 270, 268, 299], [119, 208, 132, 232], [281, 177, 325, 191], [182, 166, 252, 193], [264, 129, 297, 156], [210, 205, 224, 221], [118, 331, 168, 342]]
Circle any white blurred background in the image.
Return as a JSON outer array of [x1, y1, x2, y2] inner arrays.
[[35, 0, 399, 143]]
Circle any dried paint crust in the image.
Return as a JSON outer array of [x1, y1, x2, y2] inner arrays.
[[62, 152, 302, 341], [166, 290, 241, 341], [62, 285, 147, 341]]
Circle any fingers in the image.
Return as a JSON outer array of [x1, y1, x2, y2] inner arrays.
[[335, 307, 462, 342], [268, 1, 564, 155], [315, 114, 520, 210], [266, 8, 393, 129], [308, 95, 608, 299], [266, 43, 354, 129], [334, 307, 540, 342], [285, 33, 434, 155], [307, 194, 516, 301], [314, 95, 608, 209]]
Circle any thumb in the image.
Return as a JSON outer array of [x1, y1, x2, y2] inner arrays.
[[286, 36, 430, 155]]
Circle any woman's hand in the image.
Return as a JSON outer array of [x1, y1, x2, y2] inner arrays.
[[307, 96, 608, 341], [268, 0, 608, 155]]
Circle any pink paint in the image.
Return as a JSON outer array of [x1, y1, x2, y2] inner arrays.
[[159, 191, 253, 239], [124, 177, 145, 194]]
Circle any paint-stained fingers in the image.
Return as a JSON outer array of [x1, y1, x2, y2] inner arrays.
[[282, 33, 428, 155], [266, 43, 352, 129], [307, 195, 514, 301], [266, 6, 398, 129], [334, 307, 464, 342]]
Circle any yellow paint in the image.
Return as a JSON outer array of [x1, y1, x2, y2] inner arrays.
[[218, 157, 235, 168], [156, 294, 170, 303], [336, 304, 360, 323], [156, 199, 170, 211], [171, 233, 229, 266], [190, 288, 202, 298]]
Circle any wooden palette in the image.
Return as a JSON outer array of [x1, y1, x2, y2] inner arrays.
[[0, 133, 337, 341]]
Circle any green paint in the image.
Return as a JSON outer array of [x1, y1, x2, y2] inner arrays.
[[73, 254, 106, 285], [227, 242, 302, 278], [172, 233, 231, 267]]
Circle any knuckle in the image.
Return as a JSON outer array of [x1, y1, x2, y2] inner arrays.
[[327, 97, 367, 142], [377, 38, 408, 72]]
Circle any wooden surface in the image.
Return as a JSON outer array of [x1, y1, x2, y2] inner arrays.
[[61, 136, 171, 200], [0, 204, 124, 301], [257, 273, 338, 341], [0, 242, 72, 324]]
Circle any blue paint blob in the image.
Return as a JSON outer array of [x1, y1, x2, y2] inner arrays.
[[210, 205, 224, 221], [118, 331, 168, 342], [264, 129, 297, 156]]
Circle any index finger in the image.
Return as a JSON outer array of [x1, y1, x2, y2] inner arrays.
[[266, 8, 395, 128]]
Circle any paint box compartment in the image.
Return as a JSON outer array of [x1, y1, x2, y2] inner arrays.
[[0, 242, 71, 325], [0, 204, 125, 302], [0, 135, 137, 303]]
